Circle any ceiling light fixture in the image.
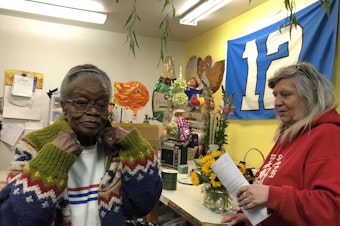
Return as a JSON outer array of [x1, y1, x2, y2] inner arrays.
[[0, 0, 107, 24], [180, 0, 231, 26]]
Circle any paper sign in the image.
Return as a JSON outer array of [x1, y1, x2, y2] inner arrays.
[[211, 153, 270, 225], [3, 69, 44, 120], [0, 122, 24, 146], [11, 74, 35, 97]]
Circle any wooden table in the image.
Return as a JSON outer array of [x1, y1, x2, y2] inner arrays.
[[160, 173, 237, 226]]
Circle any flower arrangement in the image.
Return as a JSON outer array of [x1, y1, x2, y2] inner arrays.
[[190, 150, 225, 189], [202, 84, 235, 152], [237, 161, 254, 183], [190, 150, 232, 212], [190, 150, 253, 188], [190, 149, 254, 212]]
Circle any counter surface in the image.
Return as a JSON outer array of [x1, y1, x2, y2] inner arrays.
[[160, 173, 237, 226]]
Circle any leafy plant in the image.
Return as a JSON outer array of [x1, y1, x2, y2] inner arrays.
[[123, 0, 141, 57], [278, 0, 330, 33], [118, 0, 175, 64], [214, 86, 235, 151], [201, 81, 235, 152], [159, 0, 176, 65]]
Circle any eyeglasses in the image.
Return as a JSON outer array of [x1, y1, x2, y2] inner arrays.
[[65, 99, 112, 113], [296, 65, 312, 80]]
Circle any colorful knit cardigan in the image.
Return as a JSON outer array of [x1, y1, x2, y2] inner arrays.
[[0, 117, 163, 226]]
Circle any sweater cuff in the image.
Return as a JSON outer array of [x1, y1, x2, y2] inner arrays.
[[119, 128, 154, 161], [26, 143, 76, 189], [267, 185, 282, 212]]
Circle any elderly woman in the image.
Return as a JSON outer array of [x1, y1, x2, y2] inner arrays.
[[221, 62, 340, 226], [0, 64, 162, 226]]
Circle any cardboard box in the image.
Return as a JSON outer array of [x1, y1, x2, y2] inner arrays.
[[112, 122, 162, 155]]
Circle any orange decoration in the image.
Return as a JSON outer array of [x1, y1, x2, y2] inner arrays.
[[114, 81, 149, 117], [197, 55, 225, 93]]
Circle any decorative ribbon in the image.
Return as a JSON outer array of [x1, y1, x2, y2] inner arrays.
[[176, 115, 190, 140]]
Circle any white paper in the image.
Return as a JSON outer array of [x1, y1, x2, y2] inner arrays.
[[211, 153, 270, 226], [3, 85, 43, 120], [0, 122, 25, 146], [111, 106, 133, 122], [11, 74, 34, 97]]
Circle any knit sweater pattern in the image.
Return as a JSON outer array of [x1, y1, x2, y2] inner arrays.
[[0, 116, 163, 226]]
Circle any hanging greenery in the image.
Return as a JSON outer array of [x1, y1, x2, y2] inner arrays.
[[280, 0, 330, 32], [119, 0, 330, 63], [118, 0, 175, 64], [123, 0, 141, 57], [159, 0, 176, 65]]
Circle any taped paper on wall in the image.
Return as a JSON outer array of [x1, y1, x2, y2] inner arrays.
[[3, 69, 44, 120], [0, 122, 24, 146], [11, 73, 35, 98]]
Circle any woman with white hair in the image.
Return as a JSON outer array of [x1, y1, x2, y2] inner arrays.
[[222, 62, 340, 226]]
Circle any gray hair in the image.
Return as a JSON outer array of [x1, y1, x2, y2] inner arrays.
[[268, 62, 337, 143], [60, 64, 112, 101]]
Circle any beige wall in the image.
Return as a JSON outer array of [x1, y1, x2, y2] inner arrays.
[[184, 0, 340, 168]]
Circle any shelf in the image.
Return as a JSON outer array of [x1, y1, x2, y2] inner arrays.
[[48, 95, 61, 124]]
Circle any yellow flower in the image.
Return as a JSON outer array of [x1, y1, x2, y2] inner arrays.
[[202, 159, 214, 175], [211, 151, 222, 158], [199, 154, 212, 165], [238, 162, 246, 174], [211, 180, 222, 188], [190, 150, 226, 189], [190, 149, 253, 190], [209, 173, 217, 181], [191, 171, 200, 186]]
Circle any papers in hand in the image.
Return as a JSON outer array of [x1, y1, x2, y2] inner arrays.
[[211, 153, 270, 225]]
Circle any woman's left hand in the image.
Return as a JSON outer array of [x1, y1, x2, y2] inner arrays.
[[101, 127, 129, 151], [237, 184, 269, 210], [220, 212, 248, 225]]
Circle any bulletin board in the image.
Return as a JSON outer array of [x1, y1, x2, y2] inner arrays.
[[3, 69, 44, 120]]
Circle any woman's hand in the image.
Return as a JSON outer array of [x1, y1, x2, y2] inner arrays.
[[52, 130, 83, 156], [237, 184, 269, 210], [101, 127, 129, 151], [220, 212, 248, 225]]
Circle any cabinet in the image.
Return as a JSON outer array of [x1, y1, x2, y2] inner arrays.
[[48, 95, 62, 124]]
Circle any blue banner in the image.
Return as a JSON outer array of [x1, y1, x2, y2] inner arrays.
[[225, 0, 339, 119]]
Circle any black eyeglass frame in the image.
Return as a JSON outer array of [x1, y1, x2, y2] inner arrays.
[[295, 65, 313, 80], [65, 99, 114, 113]]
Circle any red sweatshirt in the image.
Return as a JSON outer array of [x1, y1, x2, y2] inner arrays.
[[254, 108, 340, 226]]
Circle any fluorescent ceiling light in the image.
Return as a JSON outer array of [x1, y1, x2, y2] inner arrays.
[[180, 0, 231, 26], [0, 0, 107, 24], [33, 0, 105, 12]]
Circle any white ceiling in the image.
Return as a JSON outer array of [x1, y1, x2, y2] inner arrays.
[[0, 0, 269, 42]]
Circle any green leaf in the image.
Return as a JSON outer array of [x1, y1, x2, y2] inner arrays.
[[125, 12, 133, 27]]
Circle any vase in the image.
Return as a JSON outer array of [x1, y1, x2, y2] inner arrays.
[[203, 186, 233, 213], [207, 144, 219, 153]]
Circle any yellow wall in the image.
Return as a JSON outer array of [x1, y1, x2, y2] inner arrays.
[[184, 0, 340, 169]]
